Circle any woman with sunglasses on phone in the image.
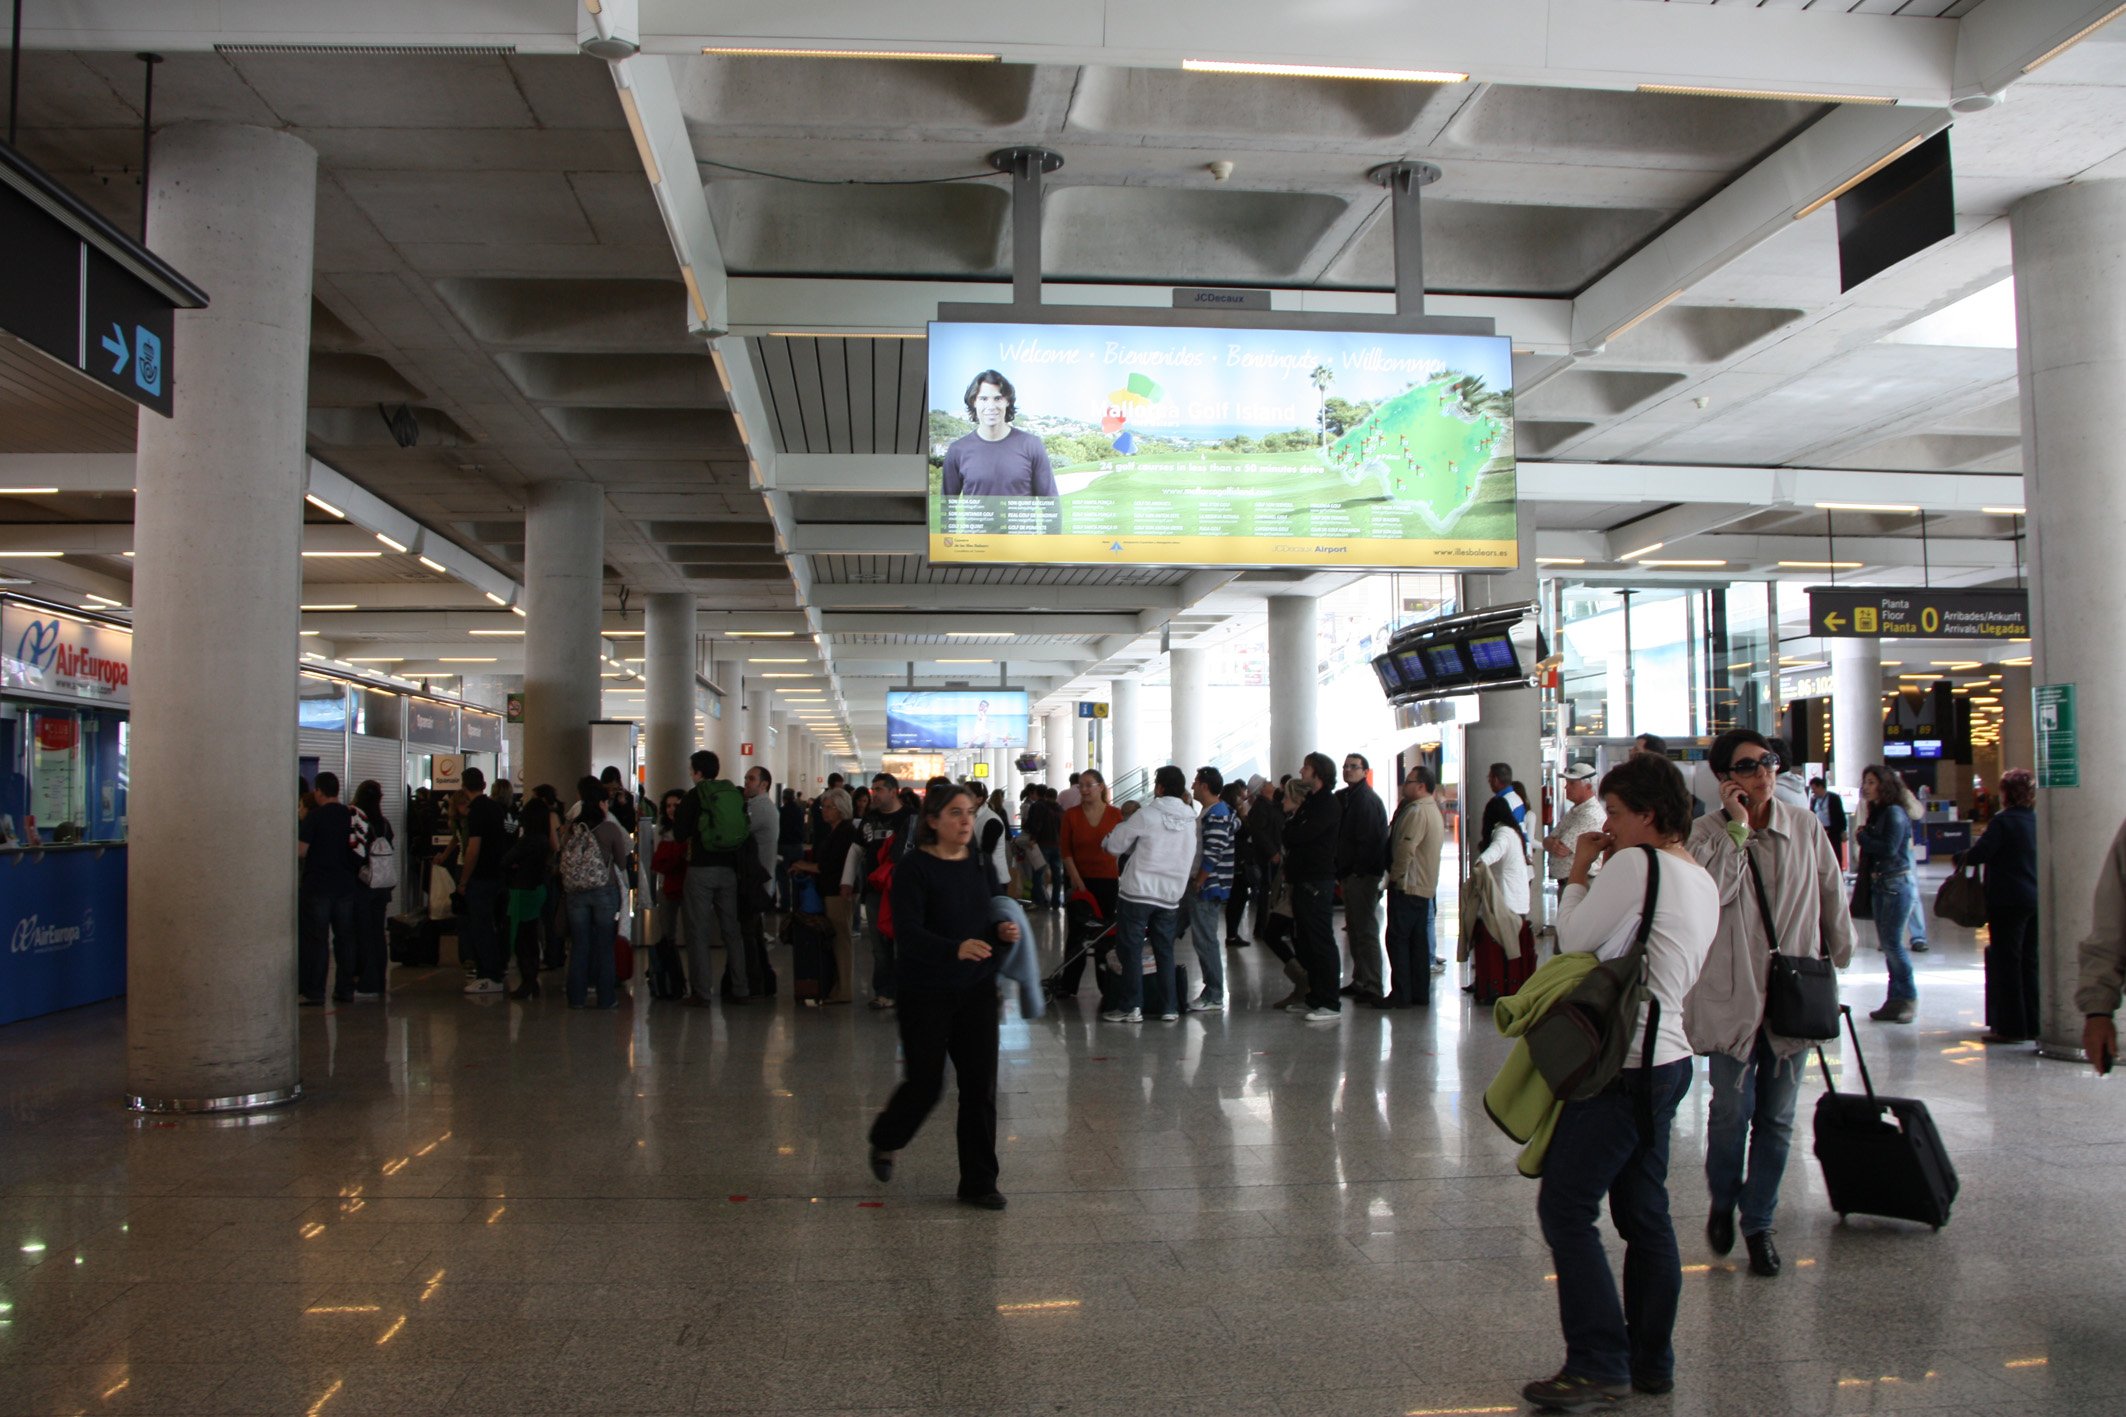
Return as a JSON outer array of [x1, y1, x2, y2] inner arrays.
[[1684, 730, 1854, 1280]]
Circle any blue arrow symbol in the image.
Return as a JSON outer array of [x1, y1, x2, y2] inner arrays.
[[99, 323, 128, 376]]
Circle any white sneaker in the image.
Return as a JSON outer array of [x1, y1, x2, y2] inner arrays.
[[1100, 1007, 1142, 1023], [1186, 994, 1223, 1013], [1283, 1000, 1311, 1014], [1303, 1006, 1341, 1022], [1159, 1010, 1180, 1022], [351, 991, 382, 1001], [1430, 961, 1447, 975], [463, 978, 505, 995]]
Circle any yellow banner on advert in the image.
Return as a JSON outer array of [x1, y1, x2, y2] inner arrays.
[[930, 533, 1521, 570]]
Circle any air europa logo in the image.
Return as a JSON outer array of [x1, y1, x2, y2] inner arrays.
[[10, 909, 92, 955], [15, 618, 127, 690]]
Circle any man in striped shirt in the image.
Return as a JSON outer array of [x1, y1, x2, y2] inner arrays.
[[1185, 767, 1238, 1012]]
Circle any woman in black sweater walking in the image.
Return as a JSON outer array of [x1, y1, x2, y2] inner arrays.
[[867, 781, 1019, 1210]]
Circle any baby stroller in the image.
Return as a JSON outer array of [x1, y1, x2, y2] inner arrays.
[[1042, 887, 1118, 1002]]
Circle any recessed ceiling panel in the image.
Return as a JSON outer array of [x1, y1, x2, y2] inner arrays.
[[1322, 198, 1673, 295], [1070, 67, 1455, 142], [1042, 186, 1347, 283], [677, 56, 1038, 130], [434, 278, 696, 350], [708, 180, 1007, 276]]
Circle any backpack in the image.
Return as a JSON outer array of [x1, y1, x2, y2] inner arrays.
[[1523, 845, 1662, 1106], [559, 821, 611, 893], [694, 780, 750, 854], [866, 831, 900, 940], [362, 830, 399, 892]]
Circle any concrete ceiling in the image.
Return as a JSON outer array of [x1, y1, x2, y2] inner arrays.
[[2, 0, 2122, 761]]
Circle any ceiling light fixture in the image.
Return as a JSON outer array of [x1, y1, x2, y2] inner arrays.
[[1618, 542, 1665, 561], [300, 603, 357, 612], [345, 656, 403, 663], [2024, 3, 2126, 72], [1795, 132, 1932, 220], [604, 630, 645, 638], [375, 533, 408, 553], [1182, 58, 1466, 83], [937, 657, 995, 663], [1981, 505, 2027, 516], [759, 672, 813, 679], [1607, 290, 1684, 344], [702, 45, 999, 61], [749, 657, 807, 663], [1535, 557, 1586, 566], [729, 630, 796, 638], [0, 486, 60, 495], [417, 556, 449, 574], [304, 493, 345, 518], [1777, 560, 1863, 570], [1636, 559, 1728, 568], [612, 84, 662, 187], [1814, 501, 1919, 513], [484, 592, 508, 606], [467, 629, 525, 637], [1636, 82, 1895, 106], [437, 657, 498, 664], [511, 605, 526, 617], [302, 550, 384, 558]]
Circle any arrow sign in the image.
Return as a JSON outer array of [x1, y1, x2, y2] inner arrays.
[[1822, 612, 1846, 632], [99, 322, 127, 375]]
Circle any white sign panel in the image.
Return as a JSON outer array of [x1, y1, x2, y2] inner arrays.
[[1, 602, 132, 706]]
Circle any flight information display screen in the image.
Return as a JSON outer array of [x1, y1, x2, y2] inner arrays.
[[1465, 633, 1519, 676], [1425, 644, 1469, 680]]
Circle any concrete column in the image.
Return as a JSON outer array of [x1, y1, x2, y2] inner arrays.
[[1169, 646, 1210, 776], [744, 683, 772, 782], [1072, 709, 1093, 779], [707, 650, 741, 774], [1830, 637, 1882, 790], [1111, 677, 1143, 786], [644, 593, 695, 798], [2012, 179, 2126, 1057], [1268, 595, 1319, 781], [771, 710, 795, 791], [2000, 665, 2035, 775], [127, 123, 317, 1111], [521, 480, 604, 790], [1046, 709, 1071, 783], [1461, 521, 1543, 926]]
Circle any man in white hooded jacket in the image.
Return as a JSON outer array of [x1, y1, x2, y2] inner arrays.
[[1099, 765, 1200, 1024]]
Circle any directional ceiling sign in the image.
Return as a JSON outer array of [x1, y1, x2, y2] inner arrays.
[[1808, 585, 2029, 641], [0, 140, 207, 418]]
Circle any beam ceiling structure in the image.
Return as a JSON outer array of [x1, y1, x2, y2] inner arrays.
[[3, 1, 2122, 762]]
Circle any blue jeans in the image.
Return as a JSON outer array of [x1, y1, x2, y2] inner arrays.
[[1384, 889, 1434, 1007], [1537, 1058, 1694, 1387], [298, 886, 358, 1000], [1906, 884, 1928, 947], [1873, 872, 1919, 1002], [1113, 897, 1180, 1014], [1185, 893, 1227, 1004], [1705, 1029, 1805, 1237], [1041, 847, 1065, 907], [461, 877, 507, 983], [566, 880, 621, 1007]]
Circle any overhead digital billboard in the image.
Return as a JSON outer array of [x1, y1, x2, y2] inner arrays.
[[926, 319, 1516, 569], [886, 689, 1030, 751]]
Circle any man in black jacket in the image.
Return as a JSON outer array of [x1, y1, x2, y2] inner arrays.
[[1282, 752, 1345, 1021], [1336, 753, 1391, 1006]]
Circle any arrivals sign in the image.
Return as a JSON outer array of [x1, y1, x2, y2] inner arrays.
[[0, 601, 132, 706], [1807, 586, 2029, 640], [0, 144, 203, 418]]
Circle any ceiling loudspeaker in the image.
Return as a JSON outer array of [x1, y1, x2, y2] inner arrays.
[[379, 403, 420, 448], [579, 0, 641, 61]]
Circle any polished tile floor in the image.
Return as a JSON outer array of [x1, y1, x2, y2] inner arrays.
[[3, 879, 2122, 1416]]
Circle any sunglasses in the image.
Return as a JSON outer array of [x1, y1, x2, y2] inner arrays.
[[1727, 756, 1781, 776]]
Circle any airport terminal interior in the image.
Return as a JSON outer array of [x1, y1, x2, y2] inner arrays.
[[5, 1, 2126, 1413]]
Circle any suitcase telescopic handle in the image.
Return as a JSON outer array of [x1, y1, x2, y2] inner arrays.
[[1820, 1003, 1878, 1101]]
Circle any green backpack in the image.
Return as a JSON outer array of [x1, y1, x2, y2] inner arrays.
[[695, 780, 751, 854]]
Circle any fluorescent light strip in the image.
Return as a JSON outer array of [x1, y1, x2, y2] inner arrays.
[[2024, 3, 2126, 72], [759, 672, 813, 679], [1778, 560, 1863, 569], [84, 593, 125, 607], [938, 657, 994, 663], [417, 556, 449, 574], [467, 629, 525, 637], [1637, 82, 1895, 106], [484, 592, 508, 606], [0, 486, 60, 495], [1535, 557, 1586, 566], [613, 83, 662, 187], [749, 657, 807, 663], [345, 657, 403, 664], [1619, 542, 1664, 561], [1815, 501, 1918, 513], [728, 630, 796, 638], [304, 493, 345, 518], [303, 550, 384, 558], [375, 533, 408, 553], [1183, 58, 1466, 83], [1608, 290, 1683, 344], [1982, 506, 2027, 516], [437, 657, 497, 664], [702, 46, 999, 61], [1637, 559, 1728, 568], [301, 603, 357, 612], [1796, 132, 1931, 220]]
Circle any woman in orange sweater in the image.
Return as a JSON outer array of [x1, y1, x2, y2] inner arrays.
[[1059, 768, 1124, 919]]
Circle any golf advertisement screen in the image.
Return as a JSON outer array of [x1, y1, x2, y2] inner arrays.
[[926, 319, 1517, 569], [885, 690, 1030, 751]]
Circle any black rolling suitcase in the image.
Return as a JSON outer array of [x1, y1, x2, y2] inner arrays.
[[388, 913, 440, 967], [1812, 1004, 1958, 1229]]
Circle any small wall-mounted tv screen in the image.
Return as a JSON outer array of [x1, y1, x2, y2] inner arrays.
[[1372, 654, 1404, 694], [1883, 740, 1915, 758], [926, 318, 1517, 570], [886, 690, 1030, 751], [1392, 649, 1430, 687], [1465, 632, 1519, 678], [1424, 643, 1470, 683]]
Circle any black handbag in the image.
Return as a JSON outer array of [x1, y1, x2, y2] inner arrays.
[[1748, 846, 1841, 1040], [1848, 849, 1874, 921]]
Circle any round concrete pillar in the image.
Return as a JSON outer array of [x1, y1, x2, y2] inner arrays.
[[1047, 708, 1071, 783], [644, 593, 696, 798], [2012, 179, 2126, 1056], [1111, 677, 1143, 789], [1268, 596, 1319, 781], [1830, 637, 1883, 790], [521, 481, 604, 790], [1169, 647, 1210, 778], [127, 124, 318, 1111]]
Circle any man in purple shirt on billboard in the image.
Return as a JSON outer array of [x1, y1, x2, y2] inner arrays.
[[941, 370, 1059, 499]]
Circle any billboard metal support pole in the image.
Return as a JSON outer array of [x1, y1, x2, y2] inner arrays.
[[991, 146, 1064, 309], [1368, 161, 1442, 318]]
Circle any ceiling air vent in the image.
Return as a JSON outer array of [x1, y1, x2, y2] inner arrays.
[[213, 43, 518, 56]]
